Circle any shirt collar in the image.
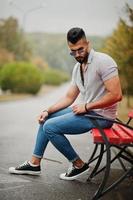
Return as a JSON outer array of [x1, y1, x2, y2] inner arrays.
[[77, 49, 95, 71], [87, 48, 95, 64], [83, 49, 95, 72]]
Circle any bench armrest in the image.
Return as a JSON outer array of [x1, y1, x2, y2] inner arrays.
[[128, 110, 133, 118]]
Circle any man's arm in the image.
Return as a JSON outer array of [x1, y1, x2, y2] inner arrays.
[[86, 76, 122, 110], [38, 85, 79, 123], [47, 85, 80, 114], [72, 76, 122, 114]]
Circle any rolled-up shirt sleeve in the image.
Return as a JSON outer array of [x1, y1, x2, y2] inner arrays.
[[98, 55, 118, 81]]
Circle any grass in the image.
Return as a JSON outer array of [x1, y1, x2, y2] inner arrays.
[[0, 93, 32, 102], [0, 85, 57, 102]]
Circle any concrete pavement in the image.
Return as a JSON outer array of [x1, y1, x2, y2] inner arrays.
[[0, 83, 132, 200]]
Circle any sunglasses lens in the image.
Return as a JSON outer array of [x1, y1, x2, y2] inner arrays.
[[70, 52, 75, 56], [70, 47, 85, 57]]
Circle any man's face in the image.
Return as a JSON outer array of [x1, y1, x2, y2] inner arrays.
[[68, 38, 89, 64]]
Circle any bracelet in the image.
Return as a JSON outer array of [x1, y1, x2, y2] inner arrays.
[[43, 110, 49, 115], [85, 103, 88, 113]]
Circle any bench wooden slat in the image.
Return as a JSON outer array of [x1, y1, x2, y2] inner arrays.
[[117, 124, 133, 140], [92, 124, 133, 145], [112, 124, 133, 144], [92, 128, 120, 144]]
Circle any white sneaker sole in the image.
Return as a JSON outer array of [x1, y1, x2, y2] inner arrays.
[[9, 167, 41, 176], [59, 167, 90, 181]]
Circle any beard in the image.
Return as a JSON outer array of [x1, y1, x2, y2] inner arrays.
[[75, 52, 89, 64]]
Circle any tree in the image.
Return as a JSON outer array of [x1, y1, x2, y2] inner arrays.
[[102, 4, 133, 106], [0, 48, 14, 68], [0, 17, 32, 61]]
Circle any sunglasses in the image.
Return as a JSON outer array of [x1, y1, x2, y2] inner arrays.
[[70, 47, 85, 57]]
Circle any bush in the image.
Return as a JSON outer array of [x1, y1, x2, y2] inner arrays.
[[0, 62, 43, 94], [43, 68, 70, 85]]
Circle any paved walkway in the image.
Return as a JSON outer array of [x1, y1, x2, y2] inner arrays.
[[0, 83, 132, 200]]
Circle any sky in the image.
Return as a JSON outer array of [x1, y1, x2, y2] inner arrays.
[[0, 0, 133, 36]]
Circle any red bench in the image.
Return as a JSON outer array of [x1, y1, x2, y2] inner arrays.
[[86, 110, 133, 200]]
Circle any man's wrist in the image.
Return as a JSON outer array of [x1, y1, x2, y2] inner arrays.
[[85, 103, 88, 112]]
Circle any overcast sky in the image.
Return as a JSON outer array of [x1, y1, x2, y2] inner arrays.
[[0, 0, 133, 36]]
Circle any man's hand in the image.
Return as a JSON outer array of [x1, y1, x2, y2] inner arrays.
[[38, 111, 49, 124], [72, 104, 86, 114]]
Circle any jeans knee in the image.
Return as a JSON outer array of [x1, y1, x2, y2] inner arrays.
[[43, 120, 57, 139]]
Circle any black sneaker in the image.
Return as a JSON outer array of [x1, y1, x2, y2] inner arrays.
[[9, 161, 41, 175], [59, 163, 89, 180]]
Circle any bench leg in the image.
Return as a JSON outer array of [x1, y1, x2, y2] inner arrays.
[[99, 166, 133, 197], [90, 144, 111, 200], [88, 144, 99, 163], [92, 145, 133, 177], [89, 144, 104, 179], [90, 145, 133, 199]]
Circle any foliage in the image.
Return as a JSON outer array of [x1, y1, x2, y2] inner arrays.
[[0, 48, 14, 67], [0, 62, 43, 94], [42, 68, 70, 85], [102, 4, 133, 97], [0, 17, 32, 61], [31, 56, 48, 70]]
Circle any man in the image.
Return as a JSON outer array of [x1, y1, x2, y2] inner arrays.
[[9, 27, 122, 180]]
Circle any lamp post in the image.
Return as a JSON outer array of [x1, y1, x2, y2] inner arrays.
[[8, 0, 46, 30]]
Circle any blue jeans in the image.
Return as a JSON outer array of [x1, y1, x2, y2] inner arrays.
[[33, 107, 113, 162]]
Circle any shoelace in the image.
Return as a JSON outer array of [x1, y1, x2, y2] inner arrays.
[[66, 163, 75, 175], [18, 161, 29, 168]]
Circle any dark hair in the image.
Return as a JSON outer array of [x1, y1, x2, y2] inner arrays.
[[67, 27, 86, 44]]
